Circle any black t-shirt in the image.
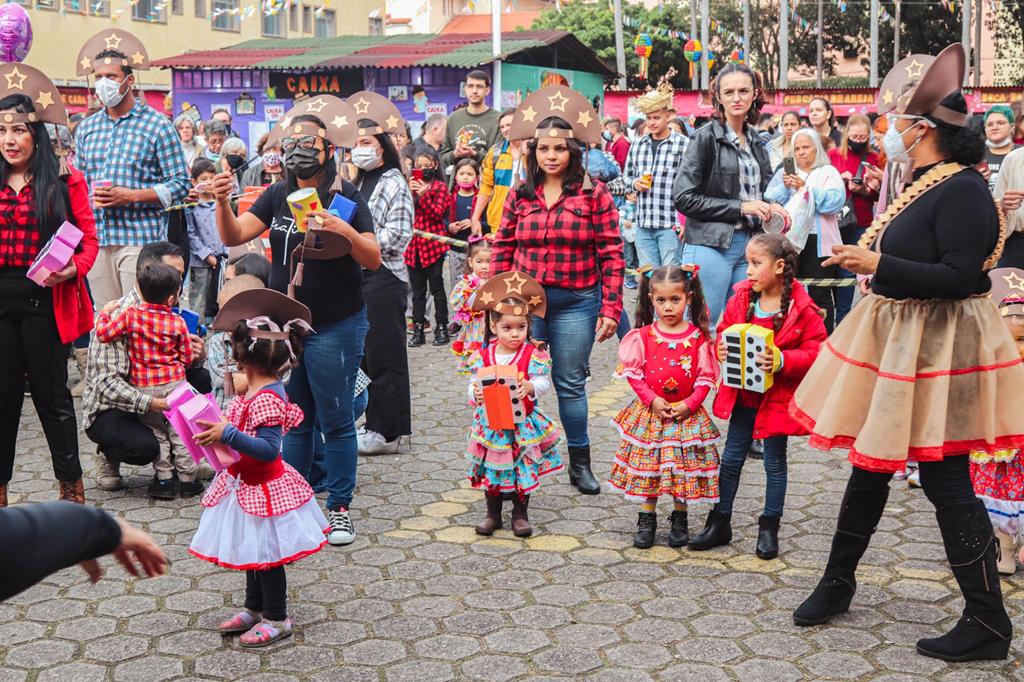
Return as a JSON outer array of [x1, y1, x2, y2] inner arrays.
[[248, 179, 375, 326], [984, 146, 1017, 192], [451, 192, 474, 253]]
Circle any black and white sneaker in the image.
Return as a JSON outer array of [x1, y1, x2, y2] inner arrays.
[[327, 507, 356, 545]]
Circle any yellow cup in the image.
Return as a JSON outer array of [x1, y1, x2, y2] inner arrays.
[[642, 171, 653, 186], [286, 187, 321, 233]]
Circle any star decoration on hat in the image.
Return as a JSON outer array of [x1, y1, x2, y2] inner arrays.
[[104, 32, 123, 51], [79, 56, 91, 71], [385, 115, 399, 131], [528, 295, 543, 308], [521, 105, 537, 123], [331, 115, 348, 128], [280, 116, 292, 129], [306, 98, 328, 113], [504, 272, 527, 296], [131, 51, 145, 65], [547, 90, 569, 112], [905, 58, 925, 79], [479, 290, 494, 306], [4, 67, 26, 90], [1003, 272, 1024, 292], [882, 89, 894, 106], [352, 97, 370, 115], [35, 91, 54, 109], [577, 110, 593, 128]]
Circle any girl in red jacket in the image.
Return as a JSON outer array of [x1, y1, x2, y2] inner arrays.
[[689, 233, 826, 560]]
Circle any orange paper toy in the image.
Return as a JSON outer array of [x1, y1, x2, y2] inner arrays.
[[476, 365, 526, 430]]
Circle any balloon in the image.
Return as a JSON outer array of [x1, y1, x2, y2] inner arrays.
[[683, 39, 702, 63], [0, 4, 32, 63]]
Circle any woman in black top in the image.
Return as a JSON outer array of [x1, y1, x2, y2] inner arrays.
[[212, 96, 381, 547], [791, 45, 1024, 663]]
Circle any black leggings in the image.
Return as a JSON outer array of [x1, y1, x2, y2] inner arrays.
[[409, 258, 448, 326], [799, 234, 840, 333], [244, 566, 287, 621], [850, 455, 977, 509]]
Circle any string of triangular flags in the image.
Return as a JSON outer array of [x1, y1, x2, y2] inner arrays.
[[208, 0, 330, 20], [620, 14, 743, 49]]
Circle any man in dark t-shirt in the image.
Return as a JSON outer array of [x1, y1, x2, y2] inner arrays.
[[982, 105, 1019, 192]]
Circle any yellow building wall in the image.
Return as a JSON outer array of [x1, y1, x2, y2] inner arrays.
[[23, 0, 385, 88]]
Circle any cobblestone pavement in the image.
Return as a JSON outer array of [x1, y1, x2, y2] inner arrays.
[[4, 317, 1024, 681]]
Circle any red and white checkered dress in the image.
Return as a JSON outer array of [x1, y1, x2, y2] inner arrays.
[[189, 387, 329, 571]]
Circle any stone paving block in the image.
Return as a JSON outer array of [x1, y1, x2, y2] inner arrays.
[[533, 645, 604, 674], [509, 604, 573, 629], [587, 670, 656, 682], [657, 662, 733, 682], [386, 659, 455, 682], [0, 620, 47, 646], [126, 611, 191, 636], [605, 642, 673, 669], [553, 623, 622, 649], [156, 629, 225, 656], [731, 658, 805, 682], [82, 634, 150, 663], [95, 595, 157, 618], [372, 615, 438, 641], [622, 617, 690, 644], [460, 654, 530, 681], [414, 633, 482, 660], [302, 620, 368, 647], [675, 635, 744, 663], [484, 626, 551, 654], [342, 638, 408, 666], [113, 654, 183, 682], [268, 645, 339, 673], [801, 650, 876, 679], [25, 598, 87, 622], [36, 662, 107, 682], [4, 639, 78, 669], [194, 650, 263, 678]]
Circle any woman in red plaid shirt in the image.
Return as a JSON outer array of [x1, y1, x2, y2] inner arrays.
[[491, 87, 624, 496], [405, 145, 452, 348]]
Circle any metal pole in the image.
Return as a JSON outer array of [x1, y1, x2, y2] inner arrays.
[[894, 0, 901, 62], [492, 0, 501, 108], [869, 0, 878, 87], [743, 0, 750, 67], [779, 0, 789, 89], [613, 0, 627, 91], [816, 0, 823, 88], [960, 0, 971, 87], [690, 0, 699, 89], [700, 0, 709, 90], [974, 0, 982, 87]]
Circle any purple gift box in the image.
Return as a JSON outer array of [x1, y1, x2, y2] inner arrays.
[[26, 221, 83, 287]]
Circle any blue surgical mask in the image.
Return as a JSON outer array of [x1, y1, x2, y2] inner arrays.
[[205, 147, 221, 163], [602, 131, 613, 142]]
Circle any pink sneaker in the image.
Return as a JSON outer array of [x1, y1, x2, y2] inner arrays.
[[239, 618, 293, 648], [217, 609, 260, 635]]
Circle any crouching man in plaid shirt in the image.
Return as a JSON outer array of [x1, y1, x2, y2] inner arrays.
[[74, 29, 190, 307]]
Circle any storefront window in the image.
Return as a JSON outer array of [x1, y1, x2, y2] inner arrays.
[[263, 8, 285, 37], [195, 0, 205, 17], [212, 0, 240, 31], [36, 0, 57, 10], [302, 5, 311, 33], [314, 8, 335, 37], [288, 0, 298, 32], [132, 0, 167, 22], [172, 0, 183, 14]]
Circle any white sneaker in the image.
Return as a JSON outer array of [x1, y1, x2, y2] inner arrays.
[[94, 451, 123, 491], [907, 469, 921, 488], [357, 430, 401, 455], [327, 507, 356, 545]]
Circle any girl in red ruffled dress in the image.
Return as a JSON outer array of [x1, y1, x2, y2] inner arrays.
[[449, 237, 492, 373], [609, 265, 721, 550], [189, 289, 328, 647]]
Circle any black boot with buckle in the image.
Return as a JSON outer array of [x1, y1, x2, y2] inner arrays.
[[408, 322, 425, 347], [668, 509, 689, 547], [633, 512, 656, 549]]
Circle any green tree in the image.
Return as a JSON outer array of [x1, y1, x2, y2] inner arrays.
[[991, 0, 1024, 85]]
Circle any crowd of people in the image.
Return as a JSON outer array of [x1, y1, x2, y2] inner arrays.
[[1, 27, 1023, 662]]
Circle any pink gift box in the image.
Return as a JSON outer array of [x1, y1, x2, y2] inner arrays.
[[26, 221, 84, 287], [164, 383, 239, 472]]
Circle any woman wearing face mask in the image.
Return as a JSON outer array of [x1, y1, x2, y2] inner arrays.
[[0, 67, 99, 506], [204, 119, 228, 164], [217, 138, 248, 191], [346, 92, 415, 458], [768, 111, 801, 172], [210, 96, 382, 547], [792, 44, 1024, 664], [241, 134, 284, 188]]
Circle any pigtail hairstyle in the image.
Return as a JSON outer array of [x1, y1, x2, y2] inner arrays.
[[635, 265, 712, 341], [746, 233, 799, 333], [231, 319, 310, 377], [464, 238, 492, 276]]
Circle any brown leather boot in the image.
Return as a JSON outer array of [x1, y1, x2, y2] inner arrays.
[[58, 479, 85, 504], [475, 495, 503, 536], [510, 495, 532, 538], [0, 484, 7, 508]]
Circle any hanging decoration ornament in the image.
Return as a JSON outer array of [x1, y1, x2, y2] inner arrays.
[[0, 4, 32, 63], [634, 33, 653, 80], [707, 51, 716, 71], [729, 49, 745, 64], [683, 39, 702, 80]]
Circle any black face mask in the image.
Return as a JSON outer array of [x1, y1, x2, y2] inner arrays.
[[420, 167, 437, 182], [285, 146, 323, 180], [848, 140, 868, 154], [225, 154, 245, 170]]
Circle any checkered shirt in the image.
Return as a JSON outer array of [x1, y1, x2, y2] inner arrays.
[[364, 168, 414, 283], [724, 125, 763, 203], [0, 183, 38, 267], [94, 302, 192, 387], [622, 130, 688, 231], [490, 182, 625, 321], [82, 289, 148, 428], [75, 100, 190, 246], [405, 179, 452, 268]]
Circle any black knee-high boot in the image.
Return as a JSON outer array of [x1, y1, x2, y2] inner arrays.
[[567, 446, 600, 495], [916, 500, 1012, 662], [793, 483, 889, 625]]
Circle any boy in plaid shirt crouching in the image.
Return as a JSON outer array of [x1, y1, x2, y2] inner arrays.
[[95, 261, 201, 499]]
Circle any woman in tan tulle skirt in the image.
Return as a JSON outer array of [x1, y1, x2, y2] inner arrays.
[[789, 45, 1024, 664]]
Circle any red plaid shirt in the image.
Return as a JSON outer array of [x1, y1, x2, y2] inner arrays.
[[95, 303, 192, 387], [0, 183, 40, 268], [490, 182, 624, 321], [405, 179, 452, 268]]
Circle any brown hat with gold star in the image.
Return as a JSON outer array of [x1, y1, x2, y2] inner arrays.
[[877, 54, 935, 116], [471, 271, 547, 319], [507, 86, 600, 146], [273, 95, 357, 149], [0, 63, 68, 126], [989, 268, 1024, 317], [76, 29, 150, 76], [346, 91, 404, 136], [892, 43, 968, 127]]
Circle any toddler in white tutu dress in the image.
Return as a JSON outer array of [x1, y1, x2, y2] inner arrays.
[[189, 289, 328, 647]]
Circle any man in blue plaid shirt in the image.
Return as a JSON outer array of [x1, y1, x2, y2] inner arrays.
[[622, 82, 688, 268], [75, 30, 190, 307]]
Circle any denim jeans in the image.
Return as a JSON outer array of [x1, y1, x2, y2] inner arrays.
[[622, 239, 639, 282], [635, 227, 680, 268], [188, 266, 214, 321], [283, 308, 368, 510], [716, 406, 788, 517], [682, 230, 751, 326], [531, 285, 600, 448]]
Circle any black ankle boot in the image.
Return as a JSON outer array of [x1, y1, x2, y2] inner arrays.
[[668, 509, 688, 547], [793, 483, 890, 626], [567, 446, 600, 495], [688, 509, 732, 551], [916, 500, 1012, 662], [510, 495, 532, 537], [756, 515, 781, 560], [475, 495, 503, 536], [408, 323, 425, 347], [633, 512, 656, 549], [433, 324, 450, 346]]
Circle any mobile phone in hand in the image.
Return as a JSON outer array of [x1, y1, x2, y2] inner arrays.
[[411, 168, 424, 182], [783, 157, 796, 176]]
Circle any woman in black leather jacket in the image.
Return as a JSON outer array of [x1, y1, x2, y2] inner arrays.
[[673, 64, 774, 323]]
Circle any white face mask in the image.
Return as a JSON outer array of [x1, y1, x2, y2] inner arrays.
[[882, 120, 923, 165], [351, 146, 382, 171], [987, 135, 1012, 149], [95, 77, 129, 108]]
